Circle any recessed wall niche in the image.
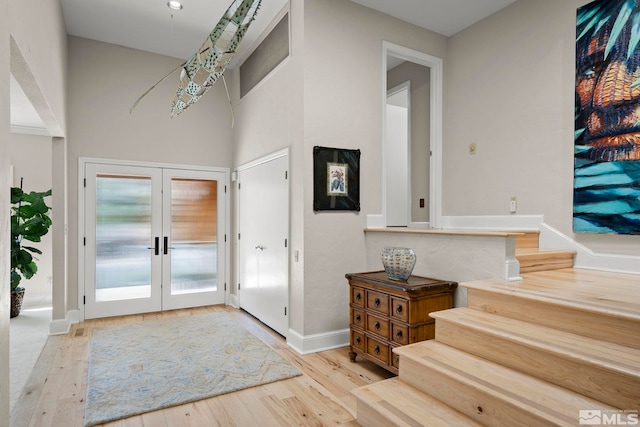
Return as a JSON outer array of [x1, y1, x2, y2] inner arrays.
[[239, 12, 290, 98]]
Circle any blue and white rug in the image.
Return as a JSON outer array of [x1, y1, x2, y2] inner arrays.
[[84, 311, 301, 426]]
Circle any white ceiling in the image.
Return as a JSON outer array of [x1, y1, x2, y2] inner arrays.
[[11, 0, 518, 133], [352, 0, 518, 37]]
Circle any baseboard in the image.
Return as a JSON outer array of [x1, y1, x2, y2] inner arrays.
[[49, 309, 80, 335], [227, 294, 239, 309], [540, 223, 640, 275], [286, 328, 349, 355]]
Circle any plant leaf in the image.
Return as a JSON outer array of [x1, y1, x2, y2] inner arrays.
[[606, 0, 635, 60]]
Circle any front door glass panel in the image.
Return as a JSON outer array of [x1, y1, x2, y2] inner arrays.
[[170, 178, 218, 295], [95, 174, 152, 302]]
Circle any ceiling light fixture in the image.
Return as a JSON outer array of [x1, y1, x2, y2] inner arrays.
[[167, 1, 183, 11]]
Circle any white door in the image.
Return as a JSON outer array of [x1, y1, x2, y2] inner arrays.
[[84, 162, 227, 319], [238, 152, 289, 337], [386, 82, 410, 226]]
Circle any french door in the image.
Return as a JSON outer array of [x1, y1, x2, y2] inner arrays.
[[83, 161, 227, 319]]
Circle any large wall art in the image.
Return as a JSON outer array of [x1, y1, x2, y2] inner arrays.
[[575, 0, 640, 234]]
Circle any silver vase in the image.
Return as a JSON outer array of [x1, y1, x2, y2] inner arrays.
[[380, 247, 416, 281]]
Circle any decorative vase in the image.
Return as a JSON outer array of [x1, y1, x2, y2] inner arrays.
[[380, 247, 417, 281], [11, 288, 25, 318]]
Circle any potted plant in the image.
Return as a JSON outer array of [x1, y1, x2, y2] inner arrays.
[[10, 179, 52, 318]]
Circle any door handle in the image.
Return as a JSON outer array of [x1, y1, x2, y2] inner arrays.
[[255, 245, 265, 251], [147, 237, 160, 256], [163, 237, 176, 254]]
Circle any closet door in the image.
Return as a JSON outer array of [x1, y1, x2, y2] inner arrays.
[[238, 152, 289, 337]]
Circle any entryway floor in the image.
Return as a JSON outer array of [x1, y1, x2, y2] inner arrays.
[[9, 304, 51, 411]]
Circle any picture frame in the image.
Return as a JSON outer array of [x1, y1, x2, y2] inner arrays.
[[313, 146, 360, 211]]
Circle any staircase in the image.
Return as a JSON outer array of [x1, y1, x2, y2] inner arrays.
[[352, 267, 640, 426], [514, 230, 576, 273]]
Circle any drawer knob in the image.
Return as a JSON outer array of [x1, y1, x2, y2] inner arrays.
[[355, 314, 361, 322], [396, 304, 403, 314], [355, 336, 361, 344], [374, 345, 380, 355], [396, 355, 400, 366], [374, 298, 381, 308], [374, 321, 380, 331], [396, 329, 403, 339], [355, 293, 361, 301]]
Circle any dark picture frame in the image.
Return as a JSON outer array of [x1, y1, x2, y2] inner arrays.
[[313, 146, 360, 211]]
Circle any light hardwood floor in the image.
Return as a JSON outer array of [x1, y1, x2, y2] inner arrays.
[[10, 305, 394, 427]]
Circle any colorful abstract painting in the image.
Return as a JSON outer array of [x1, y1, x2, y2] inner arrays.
[[575, 0, 640, 234]]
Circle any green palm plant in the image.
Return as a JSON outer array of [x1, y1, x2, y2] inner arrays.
[[10, 181, 52, 291]]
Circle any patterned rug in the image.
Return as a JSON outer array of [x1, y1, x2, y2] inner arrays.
[[83, 311, 301, 426]]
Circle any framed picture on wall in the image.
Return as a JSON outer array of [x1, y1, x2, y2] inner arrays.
[[313, 146, 360, 211]]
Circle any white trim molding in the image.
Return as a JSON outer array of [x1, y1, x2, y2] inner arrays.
[[286, 328, 349, 355], [540, 223, 640, 275], [381, 41, 443, 229], [10, 124, 50, 136], [49, 309, 80, 335]]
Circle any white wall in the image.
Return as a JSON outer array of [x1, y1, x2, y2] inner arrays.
[[0, 0, 10, 420], [444, 0, 640, 256], [67, 36, 235, 313], [1, 0, 66, 421], [302, 0, 448, 336], [9, 133, 53, 307], [9, 0, 67, 136], [231, 2, 305, 335]]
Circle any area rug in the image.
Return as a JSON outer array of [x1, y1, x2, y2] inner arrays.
[[83, 311, 302, 427]]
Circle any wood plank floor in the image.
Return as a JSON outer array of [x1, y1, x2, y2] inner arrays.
[[11, 305, 394, 427]]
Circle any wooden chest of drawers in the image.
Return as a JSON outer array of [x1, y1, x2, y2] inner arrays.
[[346, 271, 457, 374]]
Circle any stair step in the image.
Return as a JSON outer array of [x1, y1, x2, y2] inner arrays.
[[394, 341, 617, 426], [431, 307, 640, 409], [516, 249, 576, 272], [352, 377, 482, 427], [463, 268, 640, 349]]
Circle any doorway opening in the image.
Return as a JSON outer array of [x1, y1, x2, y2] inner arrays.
[[382, 41, 442, 229]]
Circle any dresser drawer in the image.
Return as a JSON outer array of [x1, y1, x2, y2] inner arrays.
[[366, 335, 390, 365], [366, 313, 390, 340], [351, 329, 365, 352], [391, 323, 409, 345], [351, 286, 365, 307], [366, 290, 389, 315], [351, 308, 365, 328], [391, 346, 400, 370], [391, 297, 408, 322], [390, 322, 437, 344]]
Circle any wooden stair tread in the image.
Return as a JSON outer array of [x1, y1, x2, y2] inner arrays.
[[394, 341, 617, 424], [431, 307, 640, 375], [432, 307, 640, 408], [462, 268, 640, 321], [352, 377, 482, 427], [515, 248, 577, 257]]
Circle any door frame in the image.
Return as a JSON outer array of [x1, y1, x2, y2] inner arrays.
[[77, 157, 231, 322], [379, 41, 443, 229]]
